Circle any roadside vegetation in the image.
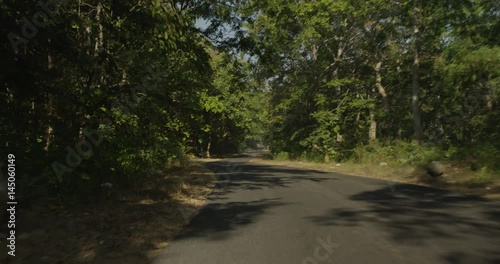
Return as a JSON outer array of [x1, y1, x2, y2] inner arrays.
[[9, 159, 215, 264], [2, 0, 498, 210], [254, 140, 500, 198], [1, 1, 262, 262], [0, 0, 498, 261], [1, 1, 264, 205], [245, 0, 500, 196]]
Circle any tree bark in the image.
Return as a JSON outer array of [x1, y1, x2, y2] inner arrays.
[[45, 42, 53, 151], [411, 5, 424, 144], [334, 45, 344, 143], [480, 80, 493, 111], [206, 135, 211, 158], [369, 108, 377, 140], [375, 61, 389, 111], [94, 0, 103, 58]]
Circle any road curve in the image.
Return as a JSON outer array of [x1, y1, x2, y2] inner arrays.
[[150, 154, 500, 264]]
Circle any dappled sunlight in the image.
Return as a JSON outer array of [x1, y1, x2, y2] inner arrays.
[[306, 183, 500, 262], [174, 198, 288, 241]]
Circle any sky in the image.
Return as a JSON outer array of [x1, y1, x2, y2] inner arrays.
[[195, 18, 210, 31]]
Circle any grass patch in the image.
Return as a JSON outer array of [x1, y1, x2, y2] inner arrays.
[[252, 140, 500, 199]]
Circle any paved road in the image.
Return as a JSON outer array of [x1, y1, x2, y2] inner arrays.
[[151, 154, 500, 264]]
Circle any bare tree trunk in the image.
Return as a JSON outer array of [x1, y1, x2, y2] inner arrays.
[[45, 40, 53, 151], [94, 0, 103, 58], [411, 5, 424, 144], [369, 108, 377, 140], [486, 93, 493, 110], [480, 80, 494, 111], [375, 61, 389, 111], [312, 44, 318, 61], [333, 45, 344, 94], [336, 133, 343, 143], [206, 135, 211, 158], [334, 45, 344, 143], [30, 100, 35, 146], [45, 107, 53, 151]]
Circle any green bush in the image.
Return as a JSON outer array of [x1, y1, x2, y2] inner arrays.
[[444, 143, 500, 174], [349, 140, 444, 165], [273, 151, 290, 161], [291, 151, 326, 163], [473, 144, 500, 171], [307, 152, 326, 163]]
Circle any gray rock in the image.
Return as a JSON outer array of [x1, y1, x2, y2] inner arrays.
[[426, 161, 444, 177]]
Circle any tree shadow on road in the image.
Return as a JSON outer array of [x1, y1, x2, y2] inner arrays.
[[306, 183, 500, 263], [204, 160, 338, 196], [175, 198, 288, 241], [169, 160, 339, 243], [11, 162, 219, 264]]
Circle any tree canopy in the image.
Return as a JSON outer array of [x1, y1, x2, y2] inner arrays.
[[1, 0, 498, 202]]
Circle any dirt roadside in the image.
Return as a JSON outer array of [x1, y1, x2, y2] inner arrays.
[[4, 159, 215, 264], [250, 157, 500, 200]]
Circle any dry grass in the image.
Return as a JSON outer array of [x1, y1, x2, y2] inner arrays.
[[9, 159, 215, 264], [250, 158, 500, 199]]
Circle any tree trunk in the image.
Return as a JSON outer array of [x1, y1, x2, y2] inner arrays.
[[411, 5, 424, 144], [480, 80, 493, 111], [369, 108, 377, 140], [94, 0, 103, 58], [334, 44, 344, 143], [206, 135, 211, 158], [336, 133, 343, 143], [333, 45, 344, 94], [375, 61, 389, 111], [45, 43, 53, 151]]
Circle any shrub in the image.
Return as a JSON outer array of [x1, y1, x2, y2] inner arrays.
[[273, 151, 290, 161], [349, 140, 444, 166]]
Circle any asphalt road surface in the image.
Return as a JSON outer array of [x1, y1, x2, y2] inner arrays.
[[151, 152, 500, 264]]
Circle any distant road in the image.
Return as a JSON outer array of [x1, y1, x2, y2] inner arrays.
[[151, 153, 500, 264]]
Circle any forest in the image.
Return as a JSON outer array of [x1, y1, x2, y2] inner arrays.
[[1, 0, 499, 203]]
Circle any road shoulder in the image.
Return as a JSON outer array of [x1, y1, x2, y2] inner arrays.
[[249, 158, 500, 200]]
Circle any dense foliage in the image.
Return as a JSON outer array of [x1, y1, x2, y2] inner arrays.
[[1, 0, 498, 202], [0, 0, 263, 202], [238, 0, 499, 169]]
